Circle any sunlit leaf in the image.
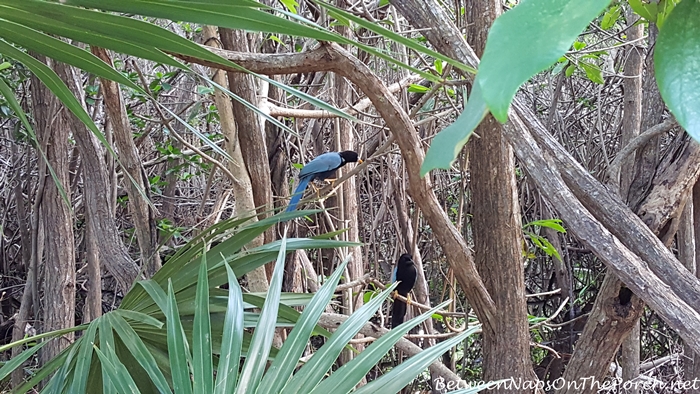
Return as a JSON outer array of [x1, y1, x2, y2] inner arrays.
[[477, 0, 611, 121], [655, 0, 700, 141], [420, 80, 488, 176], [579, 61, 604, 84]]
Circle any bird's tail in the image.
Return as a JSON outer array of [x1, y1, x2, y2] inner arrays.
[[286, 176, 311, 212], [391, 299, 407, 329]]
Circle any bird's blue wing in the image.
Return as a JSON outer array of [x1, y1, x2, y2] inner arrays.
[[298, 152, 342, 178], [391, 266, 397, 283], [286, 176, 312, 212]]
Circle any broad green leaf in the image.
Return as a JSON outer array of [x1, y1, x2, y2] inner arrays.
[[525, 219, 566, 233], [579, 61, 604, 84], [551, 59, 569, 75], [629, 0, 656, 21], [257, 256, 351, 393], [420, 80, 488, 176], [478, 0, 611, 121], [601, 5, 621, 30], [565, 63, 576, 77], [192, 257, 214, 394], [213, 262, 244, 394], [655, 0, 700, 140], [408, 84, 430, 93], [656, 0, 681, 28], [434, 59, 444, 75], [236, 236, 288, 392], [279, 0, 299, 14]]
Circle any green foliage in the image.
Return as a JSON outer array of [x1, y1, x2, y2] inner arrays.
[[629, 0, 680, 27], [421, 0, 611, 175], [600, 4, 621, 30], [4, 212, 487, 393], [420, 81, 488, 176], [477, 0, 611, 122], [655, 0, 700, 141], [523, 219, 566, 261]]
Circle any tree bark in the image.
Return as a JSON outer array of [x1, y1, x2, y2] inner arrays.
[[29, 58, 76, 367], [627, 25, 665, 211], [204, 26, 272, 292], [618, 9, 644, 392], [678, 196, 698, 394], [91, 47, 161, 277], [690, 180, 700, 392], [218, 28, 270, 292], [54, 62, 140, 293], [466, 0, 532, 389], [333, 48, 366, 366]]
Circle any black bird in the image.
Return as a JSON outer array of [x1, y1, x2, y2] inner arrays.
[[391, 253, 417, 328], [286, 150, 362, 212]]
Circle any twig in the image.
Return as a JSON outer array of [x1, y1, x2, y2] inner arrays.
[[526, 288, 562, 298], [606, 118, 677, 190], [532, 342, 562, 359], [530, 297, 570, 330], [131, 61, 239, 185]]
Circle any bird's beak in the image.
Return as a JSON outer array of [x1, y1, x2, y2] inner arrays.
[[358, 159, 364, 164]]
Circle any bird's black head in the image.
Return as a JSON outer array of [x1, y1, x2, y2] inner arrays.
[[398, 253, 413, 266], [338, 150, 362, 164]]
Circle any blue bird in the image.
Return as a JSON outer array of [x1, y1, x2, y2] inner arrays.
[[286, 150, 362, 212], [391, 253, 416, 328]]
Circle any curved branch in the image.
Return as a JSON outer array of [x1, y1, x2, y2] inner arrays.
[[606, 118, 677, 190]]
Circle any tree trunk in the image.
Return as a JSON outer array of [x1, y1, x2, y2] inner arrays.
[[466, 0, 532, 389], [690, 180, 700, 393], [218, 28, 270, 292], [204, 26, 272, 292], [30, 58, 76, 367], [333, 53, 366, 367], [91, 47, 161, 277], [618, 9, 644, 392], [678, 195, 698, 393], [54, 61, 140, 293]]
